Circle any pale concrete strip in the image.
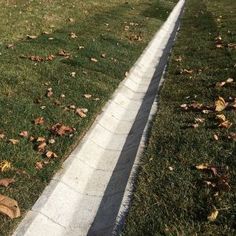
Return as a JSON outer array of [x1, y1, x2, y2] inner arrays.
[[13, 1, 185, 235]]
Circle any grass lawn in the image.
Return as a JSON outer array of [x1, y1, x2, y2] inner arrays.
[[123, 0, 236, 235], [0, 0, 179, 235]]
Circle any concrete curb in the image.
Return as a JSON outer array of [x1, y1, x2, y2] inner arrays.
[[13, 1, 185, 235]]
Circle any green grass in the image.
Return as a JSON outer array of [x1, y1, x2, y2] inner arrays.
[[123, 0, 236, 235], [0, 0, 178, 235]]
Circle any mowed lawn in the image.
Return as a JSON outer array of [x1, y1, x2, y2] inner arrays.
[[0, 0, 178, 235], [123, 0, 236, 235]]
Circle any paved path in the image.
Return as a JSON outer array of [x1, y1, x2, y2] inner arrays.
[[13, 1, 185, 235]]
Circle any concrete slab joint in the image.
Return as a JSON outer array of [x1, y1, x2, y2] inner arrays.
[[13, 0, 185, 235]]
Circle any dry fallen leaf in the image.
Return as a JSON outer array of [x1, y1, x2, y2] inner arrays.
[[226, 78, 234, 83], [19, 131, 29, 138], [215, 97, 227, 112], [8, 139, 19, 145], [27, 35, 37, 39], [46, 88, 53, 97], [46, 55, 55, 61], [219, 120, 232, 129], [0, 194, 21, 219], [216, 114, 226, 122], [207, 208, 219, 222], [180, 104, 188, 110], [37, 137, 46, 143], [228, 43, 236, 49], [216, 81, 226, 87], [69, 105, 76, 110], [45, 151, 58, 159], [37, 142, 47, 152], [51, 123, 74, 136], [0, 133, 5, 139], [76, 108, 88, 118], [35, 161, 43, 170], [69, 32, 77, 38], [0, 161, 11, 172], [58, 49, 70, 58], [192, 123, 199, 129], [29, 136, 35, 142], [231, 98, 236, 109], [90, 58, 98, 63], [195, 118, 205, 123], [175, 56, 182, 62], [216, 44, 223, 48], [84, 94, 92, 99], [0, 178, 15, 187], [196, 163, 209, 170], [70, 72, 76, 77], [228, 132, 236, 141], [68, 18, 75, 23], [48, 138, 56, 144], [34, 117, 45, 125], [182, 69, 193, 75], [213, 134, 219, 141]]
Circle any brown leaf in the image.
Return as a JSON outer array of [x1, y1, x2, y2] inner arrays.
[[216, 114, 226, 122], [231, 98, 236, 109], [51, 123, 74, 136], [83, 94, 92, 99], [182, 69, 193, 75], [192, 123, 199, 129], [101, 53, 106, 58], [35, 161, 43, 170], [34, 117, 45, 125], [196, 163, 209, 170], [46, 88, 53, 97], [70, 72, 76, 77], [27, 35, 37, 39], [6, 44, 14, 49], [19, 131, 29, 138], [58, 49, 70, 58], [37, 137, 46, 143], [0, 161, 12, 172], [68, 18, 75, 23], [215, 81, 226, 87], [0, 133, 5, 139], [0, 194, 21, 219], [69, 105, 76, 110], [175, 56, 182, 62], [213, 134, 219, 141], [29, 136, 35, 142], [45, 151, 58, 159], [216, 44, 223, 48], [48, 138, 56, 144], [76, 108, 88, 118], [215, 97, 227, 112], [219, 120, 232, 129], [228, 132, 236, 141], [180, 104, 188, 110], [8, 139, 19, 145], [207, 208, 219, 222], [90, 58, 98, 63], [228, 43, 236, 49], [46, 55, 55, 61], [37, 142, 47, 152], [0, 178, 15, 187], [69, 32, 77, 38], [226, 78, 234, 83], [195, 118, 205, 123], [29, 55, 44, 62]]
